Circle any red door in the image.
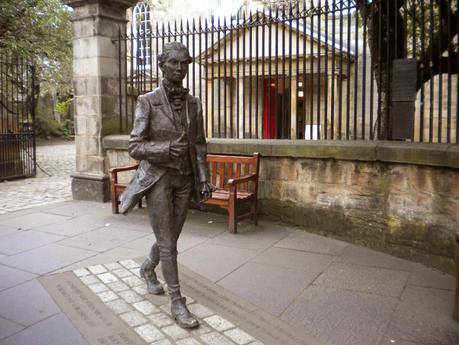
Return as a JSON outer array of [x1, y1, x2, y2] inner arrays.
[[263, 79, 277, 139]]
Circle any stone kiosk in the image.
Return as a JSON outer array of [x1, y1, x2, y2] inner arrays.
[[66, 0, 137, 201]]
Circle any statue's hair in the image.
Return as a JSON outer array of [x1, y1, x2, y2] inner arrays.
[[158, 42, 193, 65]]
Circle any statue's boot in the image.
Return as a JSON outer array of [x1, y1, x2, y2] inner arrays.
[[139, 258, 164, 295], [171, 296, 199, 329]]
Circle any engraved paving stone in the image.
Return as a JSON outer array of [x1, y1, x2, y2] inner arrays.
[[113, 268, 133, 278], [80, 275, 99, 285], [133, 300, 159, 315], [162, 324, 191, 340], [135, 324, 165, 343], [224, 328, 255, 345], [88, 283, 109, 293], [97, 272, 119, 284], [149, 312, 174, 328], [204, 315, 235, 332], [119, 311, 149, 327], [119, 259, 140, 269], [97, 291, 118, 303], [201, 332, 235, 345], [87, 264, 107, 275], [108, 281, 130, 292], [176, 338, 203, 345], [105, 299, 132, 314]]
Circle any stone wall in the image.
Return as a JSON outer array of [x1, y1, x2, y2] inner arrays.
[[103, 135, 459, 273], [258, 157, 458, 273]]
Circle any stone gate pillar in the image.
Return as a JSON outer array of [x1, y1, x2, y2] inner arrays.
[[66, 0, 137, 202]]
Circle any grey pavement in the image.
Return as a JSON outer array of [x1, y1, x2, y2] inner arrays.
[[0, 201, 457, 345], [0, 142, 457, 345]]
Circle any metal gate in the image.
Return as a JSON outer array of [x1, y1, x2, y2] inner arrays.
[[0, 56, 36, 180]]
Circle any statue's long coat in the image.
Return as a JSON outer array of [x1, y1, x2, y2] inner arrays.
[[119, 84, 209, 214]]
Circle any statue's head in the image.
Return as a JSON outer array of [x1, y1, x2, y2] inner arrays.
[[158, 42, 192, 83]]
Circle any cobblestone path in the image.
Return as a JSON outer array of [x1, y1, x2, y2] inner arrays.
[[0, 141, 75, 214]]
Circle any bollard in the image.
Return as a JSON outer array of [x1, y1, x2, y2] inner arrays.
[[454, 232, 459, 322]]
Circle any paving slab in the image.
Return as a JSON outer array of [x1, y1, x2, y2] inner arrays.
[[0, 230, 65, 255], [34, 214, 110, 237], [407, 264, 456, 290], [218, 261, 320, 316], [379, 337, 425, 345], [43, 201, 112, 218], [207, 223, 292, 252], [0, 244, 97, 275], [0, 313, 89, 345], [0, 279, 60, 326], [0, 212, 70, 230], [281, 285, 398, 345], [177, 233, 209, 253], [0, 225, 19, 238], [251, 247, 334, 272], [0, 264, 37, 291], [384, 285, 459, 345], [0, 317, 24, 341], [57, 226, 147, 252], [56, 247, 146, 272], [178, 244, 257, 283], [314, 262, 409, 297], [275, 230, 349, 256], [337, 244, 416, 272]]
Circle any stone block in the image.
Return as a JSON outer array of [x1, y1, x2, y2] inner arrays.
[[73, 77, 99, 97], [101, 77, 120, 96], [74, 96, 100, 117], [103, 135, 130, 150], [74, 36, 118, 59], [99, 57, 121, 78], [88, 155, 105, 173], [73, 57, 99, 77], [376, 141, 448, 168], [71, 174, 110, 202]]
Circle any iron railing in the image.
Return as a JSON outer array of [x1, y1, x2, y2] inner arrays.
[[118, 0, 458, 143], [0, 55, 36, 180]]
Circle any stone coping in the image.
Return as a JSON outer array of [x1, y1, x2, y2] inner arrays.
[[103, 135, 459, 169]]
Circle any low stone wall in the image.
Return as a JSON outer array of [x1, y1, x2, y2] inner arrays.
[[103, 135, 459, 273]]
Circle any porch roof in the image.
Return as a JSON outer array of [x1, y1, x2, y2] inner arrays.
[[195, 10, 356, 63]]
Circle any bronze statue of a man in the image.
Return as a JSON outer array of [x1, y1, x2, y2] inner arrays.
[[119, 42, 214, 328]]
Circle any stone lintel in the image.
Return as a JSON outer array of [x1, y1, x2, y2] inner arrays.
[[71, 173, 110, 202]]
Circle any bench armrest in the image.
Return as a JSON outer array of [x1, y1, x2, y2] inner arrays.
[[110, 164, 139, 175], [227, 173, 257, 186]]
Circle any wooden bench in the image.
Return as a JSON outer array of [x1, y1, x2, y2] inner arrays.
[[204, 152, 260, 234], [110, 153, 261, 234], [110, 163, 141, 214]]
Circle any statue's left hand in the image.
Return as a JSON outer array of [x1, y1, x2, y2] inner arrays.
[[199, 181, 215, 202]]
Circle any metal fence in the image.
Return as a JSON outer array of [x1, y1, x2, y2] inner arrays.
[[0, 55, 36, 180], [118, 0, 458, 143]]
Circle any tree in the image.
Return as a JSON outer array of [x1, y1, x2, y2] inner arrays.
[[356, 0, 458, 139], [0, 0, 73, 96]]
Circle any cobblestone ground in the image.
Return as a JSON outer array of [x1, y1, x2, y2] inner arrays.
[[74, 260, 264, 345], [0, 141, 75, 214]]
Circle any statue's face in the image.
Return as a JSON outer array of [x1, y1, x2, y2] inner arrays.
[[160, 49, 189, 83]]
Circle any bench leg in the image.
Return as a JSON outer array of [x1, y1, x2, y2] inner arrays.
[[228, 190, 237, 234], [111, 192, 119, 214]]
